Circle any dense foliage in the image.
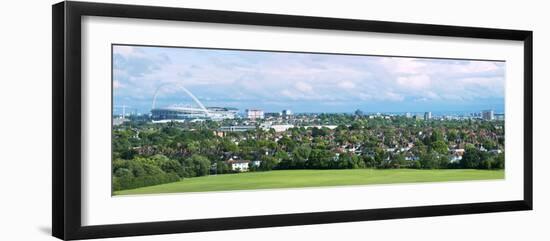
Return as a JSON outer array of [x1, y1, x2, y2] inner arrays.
[[112, 114, 505, 191]]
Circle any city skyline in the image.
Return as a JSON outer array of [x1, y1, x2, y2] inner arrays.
[[113, 45, 505, 115]]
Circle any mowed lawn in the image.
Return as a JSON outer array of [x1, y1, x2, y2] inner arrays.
[[114, 169, 504, 195]]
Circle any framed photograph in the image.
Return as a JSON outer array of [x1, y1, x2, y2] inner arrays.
[[52, 1, 533, 240]]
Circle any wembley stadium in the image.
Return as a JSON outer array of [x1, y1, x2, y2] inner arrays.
[[151, 106, 238, 122], [151, 84, 238, 122]]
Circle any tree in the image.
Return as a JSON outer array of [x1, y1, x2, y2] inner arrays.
[[186, 141, 200, 153], [278, 136, 296, 151], [215, 161, 230, 174], [338, 153, 354, 169], [420, 151, 439, 169], [374, 147, 386, 168], [391, 154, 407, 168], [494, 152, 505, 169], [430, 130, 444, 143], [292, 145, 311, 168], [482, 138, 497, 150], [431, 140, 448, 155], [119, 148, 138, 160], [447, 130, 458, 142], [308, 149, 334, 169], [182, 154, 211, 177], [353, 154, 366, 168], [480, 157, 494, 169], [274, 150, 290, 161], [411, 160, 422, 169], [311, 127, 329, 137], [259, 156, 278, 171], [362, 155, 377, 168], [151, 154, 182, 175], [112, 157, 180, 191], [461, 147, 488, 169], [350, 122, 362, 130], [221, 139, 238, 153]]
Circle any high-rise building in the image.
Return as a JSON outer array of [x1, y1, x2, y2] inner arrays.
[[405, 112, 412, 118], [424, 112, 432, 121], [482, 110, 495, 121], [246, 109, 264, 120], [282, 109, 293, 119]]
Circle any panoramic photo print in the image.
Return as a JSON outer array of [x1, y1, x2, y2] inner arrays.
[[111, 44, 505, 195]]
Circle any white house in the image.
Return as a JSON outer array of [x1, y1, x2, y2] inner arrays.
[[227, 159, 250, 172]]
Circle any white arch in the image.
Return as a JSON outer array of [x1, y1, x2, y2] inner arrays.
[[152, 83, 210, 116]]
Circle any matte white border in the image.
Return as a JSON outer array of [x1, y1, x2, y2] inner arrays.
[[81, 16, 524, 226]]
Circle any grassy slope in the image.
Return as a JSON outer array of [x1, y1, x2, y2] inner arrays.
[[114, 169, 504, 195]]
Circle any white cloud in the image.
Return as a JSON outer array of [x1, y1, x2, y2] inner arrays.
[[294, 81, 314, 93], [280, 89, 298, 99], [396, 75, 431, 90], [424, 91, 440, 99], [459, 76, 503, 87], [337, 80, 356, 90], [383, 91, 405, 101]]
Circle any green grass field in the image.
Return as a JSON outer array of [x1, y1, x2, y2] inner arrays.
[[114, 169, 504, 195]]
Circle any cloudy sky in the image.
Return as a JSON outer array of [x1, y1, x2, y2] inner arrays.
[[113, 45, 505, 115]]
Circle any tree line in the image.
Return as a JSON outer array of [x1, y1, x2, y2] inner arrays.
[[112, 116, 504, 191]]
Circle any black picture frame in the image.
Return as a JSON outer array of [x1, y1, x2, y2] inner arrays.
[[52, 1, 533, 240]]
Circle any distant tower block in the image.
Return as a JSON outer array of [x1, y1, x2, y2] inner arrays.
[[424, 112, 432, 121], [482, 110, 495, 121], [282, 109, 293, 119]]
